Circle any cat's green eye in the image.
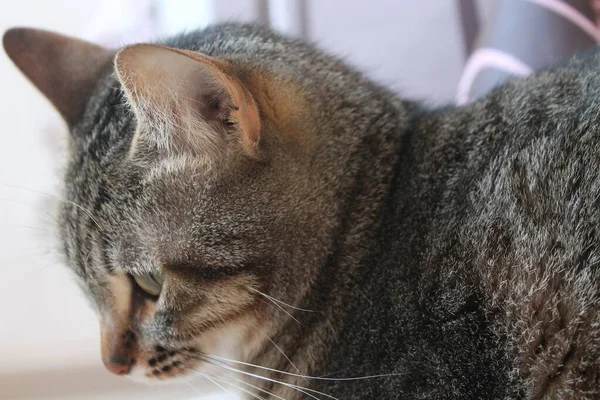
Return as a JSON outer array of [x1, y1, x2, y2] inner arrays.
[[133, 270, 164, 297]]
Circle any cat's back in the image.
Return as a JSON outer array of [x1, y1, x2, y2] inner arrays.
[[426, 52, 600, 398]]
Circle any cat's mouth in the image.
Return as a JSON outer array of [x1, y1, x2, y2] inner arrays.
[[126, 345, 248, 383], [101, 335, 219, 380], [101, 312, 259, 383], [107, 343, 207, 381], [143, 345, 189, 379]]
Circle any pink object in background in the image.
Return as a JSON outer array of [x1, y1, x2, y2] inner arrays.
[[457, 0, 600, 105], [593, 0, 600, 24]]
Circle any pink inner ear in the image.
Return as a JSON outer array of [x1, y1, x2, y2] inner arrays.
[[115, 44, 232, 117], [3, 28, 114, 127], [115, 44, 261, 154]]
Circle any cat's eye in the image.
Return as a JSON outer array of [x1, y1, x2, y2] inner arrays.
[[133, 270, 164, 297]]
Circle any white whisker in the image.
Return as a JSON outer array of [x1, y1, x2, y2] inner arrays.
[[83, 247, 95, 266], [0, 224, 52, 234], [248, 287, 319, 313], [248, 322, 302, 375], [206, 372, 266, 400], [203, 352, 407, 382], [217, 371, 289, 400], [256, 295, 302, 326], [193, 369, 240, 399], [0, 198, 60, 225], [0, 182, 102, 230], [179, 376, 205, 396], [185, 354, 333, 400]]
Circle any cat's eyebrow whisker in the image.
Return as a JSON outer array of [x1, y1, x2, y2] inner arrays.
[[0, 182, 103, 230], [184, 353, 335, 400], [248, 287, 319, 313]]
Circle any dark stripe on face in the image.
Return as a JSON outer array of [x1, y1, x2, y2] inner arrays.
[[93, 178, 112, 213], [129, 274, 151, 328], [71, 203, 89, 280], [99, 232, 115, 274], [165, 261, 263, 283]]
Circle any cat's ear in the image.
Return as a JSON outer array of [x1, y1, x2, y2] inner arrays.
[[2, 28, 113, 127], [114, 44, 261, 154]]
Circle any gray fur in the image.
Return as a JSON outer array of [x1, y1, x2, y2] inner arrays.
[[56, 23, 600, 398]]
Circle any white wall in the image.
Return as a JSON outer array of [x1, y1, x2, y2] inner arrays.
[[307, 0, 464, 104]]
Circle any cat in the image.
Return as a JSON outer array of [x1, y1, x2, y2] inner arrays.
[[4, 22, 600, 399]]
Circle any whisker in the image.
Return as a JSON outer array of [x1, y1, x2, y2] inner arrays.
[[197, 352, 407, 382], [248, 287, 319, 313], [193, 368, 241, 399], [256, 295, 302, 326], [219, 372, 288, 400], [0, 182, 102, 230], [178, 376, 204, 397], [316, 368, 352, 378], [0, 197, 44, 209], [184, 354, 332, 400], [180, 376, 213, 397], [248, 322, 302, 375], [0, 224, 53, 234], [205, 372, 267, 400]]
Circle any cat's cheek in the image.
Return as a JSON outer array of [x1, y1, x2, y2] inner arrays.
[[134, 314, 262, 382], [196, 314, 261, 361]]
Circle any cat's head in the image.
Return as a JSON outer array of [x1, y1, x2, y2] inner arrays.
[[2, 24, 351, 381], [4, 23, 398, 382]]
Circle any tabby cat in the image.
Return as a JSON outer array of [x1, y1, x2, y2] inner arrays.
[[4, 23, 600, 399]]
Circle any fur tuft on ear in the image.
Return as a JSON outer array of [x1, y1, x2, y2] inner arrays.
[[3, 28, 113, 128], [114, 44, 261, 157]]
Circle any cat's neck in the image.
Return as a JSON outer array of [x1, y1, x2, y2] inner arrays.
[[245, 99, 419, 399], [244, 98, 485, 398]]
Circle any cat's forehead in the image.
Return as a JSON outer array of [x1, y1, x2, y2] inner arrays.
[[58, 22, 343, 283], [71, 155, 264, 262]]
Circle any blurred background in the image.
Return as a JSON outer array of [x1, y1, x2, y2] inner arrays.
[[1, 0, 600, 399]]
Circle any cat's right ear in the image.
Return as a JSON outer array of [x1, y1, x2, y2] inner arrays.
[[2, 28, 113, 128]]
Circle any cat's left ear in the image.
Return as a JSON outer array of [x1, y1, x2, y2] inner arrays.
[[114, 44, 261, 155], [3, 28, 113, 127]]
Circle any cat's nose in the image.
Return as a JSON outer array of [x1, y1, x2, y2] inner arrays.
[[103, 355, 133, 376], [100, 325, 138, 376]]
